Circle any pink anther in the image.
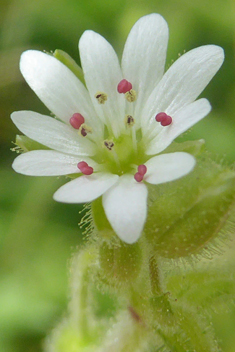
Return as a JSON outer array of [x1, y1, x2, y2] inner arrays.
[[77, 161, 93, 175], [155, 112, 172, 126], [82, 166, 94, 175], [117, 79, 132, 94], [155, 112, 167, 122], [70, 113, 85, 129], [161, 115, 172, 126], [134, 172, 144, 183], [77, 161, 88, 171], [138, 164, 147, 175]]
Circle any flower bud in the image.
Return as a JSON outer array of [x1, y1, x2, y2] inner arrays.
[[53, 49, 85, 85], [13, 135, 48, 152]]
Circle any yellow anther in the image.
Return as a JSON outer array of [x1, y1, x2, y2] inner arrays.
[[125, 89, 137, 102], [95, 91, 108, 104], [103, 140, 114, 151], [124, 114, 135, 128], [79, 123, 92, 137]]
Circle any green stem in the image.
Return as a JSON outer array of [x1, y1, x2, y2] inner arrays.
[[149, 256, 163, 296]]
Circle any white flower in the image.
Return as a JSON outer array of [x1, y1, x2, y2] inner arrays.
[[11, 14, 224, 244]]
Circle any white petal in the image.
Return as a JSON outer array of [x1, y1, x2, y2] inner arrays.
[[145, 152, 196, 184], [20, 50, 103, 137], [53, 173, 119, 203], [102, 174, 148, 244], [146, 98, 211, 154], [11, 111, 95, 156], [122, 14, 168, 119], [12, 150, 96, 176], [79, 31, 125, 137], [142, 45, 224, 133]]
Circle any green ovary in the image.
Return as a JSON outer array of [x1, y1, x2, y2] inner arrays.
[[93, 133, 147, 176]]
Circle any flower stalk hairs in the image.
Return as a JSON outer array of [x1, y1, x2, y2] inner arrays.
[[11, 14, 235, 352], [11, 13, 224, 244]]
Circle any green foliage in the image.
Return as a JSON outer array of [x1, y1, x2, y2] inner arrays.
[[145, 152, 235, 258]]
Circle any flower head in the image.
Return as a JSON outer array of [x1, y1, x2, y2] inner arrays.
[[11, 14, 224, 244]]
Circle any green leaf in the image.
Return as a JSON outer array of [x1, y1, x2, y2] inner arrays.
[[145, 153, 235, 258]]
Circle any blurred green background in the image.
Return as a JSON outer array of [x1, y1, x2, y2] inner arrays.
[[0, 0, 235, 351]]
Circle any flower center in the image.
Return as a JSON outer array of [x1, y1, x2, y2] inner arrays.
[[69, 80, 173, 181], [99, 134, 145, 175]]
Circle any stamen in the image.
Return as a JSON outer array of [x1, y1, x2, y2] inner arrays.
[[95, 91, 108, 104], [124, 115, 137, 152], [79, 123, 92, 137], [69, 113, 85, 129], [117, 79, 132, 94], [82, 166, 94, 175], [124, 114, 135, 128], [112, 148, 121, 169], [155, 112, 172, 126], [138, 164, 147, 175], [103, 140, 120, 168], [131, 125, 137, 153], [77, 161, 88, 170], [103, 140, 114, 151], [134, 172, 144, 183], [125, 89, 137, 103], [77, 161, 94, 175]]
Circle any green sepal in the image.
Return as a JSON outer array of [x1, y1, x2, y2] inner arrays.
[[99, 240, 142, 285], [91, 197, 116, 240], [164, 139, 206, 156], [53, 49, 86, 85], [13, 135, 49, 152], [145, 153, 235, 258]]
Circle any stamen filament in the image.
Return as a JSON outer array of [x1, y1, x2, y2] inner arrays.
[[111, 148, 121, 169], [83, 133, 96, 144], [131, 124, 137, 153]]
